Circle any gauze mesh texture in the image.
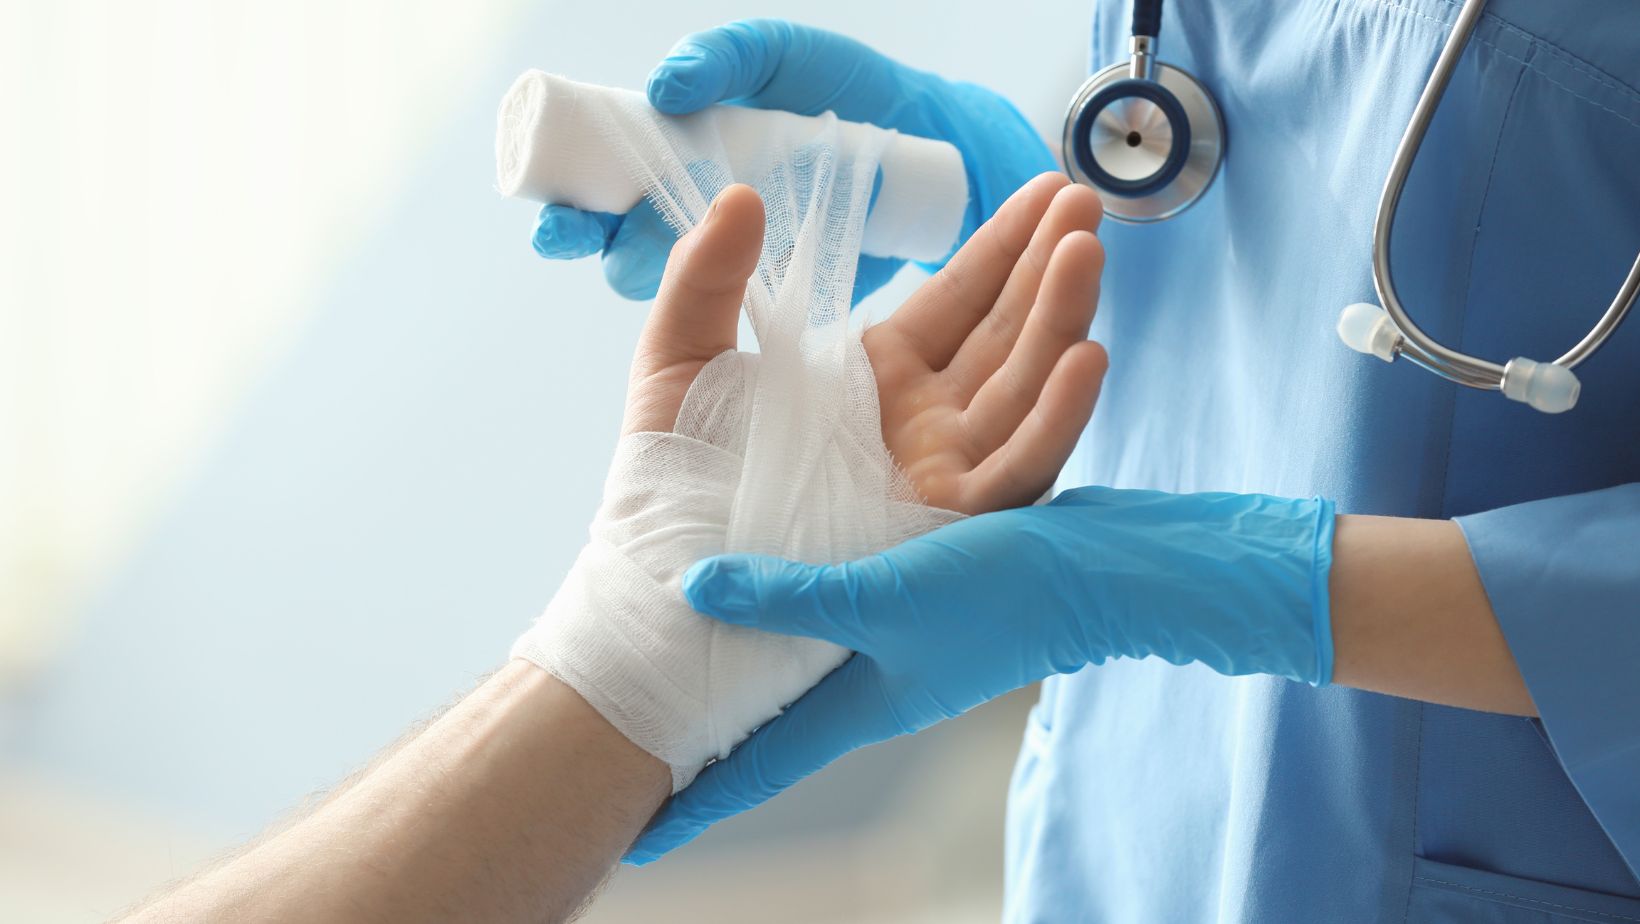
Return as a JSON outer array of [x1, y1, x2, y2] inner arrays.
[[497, 73, 968, 262], [505, 79, 964, 790]]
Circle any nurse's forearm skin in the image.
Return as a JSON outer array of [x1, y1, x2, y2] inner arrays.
[[119, 662, 669, 924], [1329, 514, 1536, 716]]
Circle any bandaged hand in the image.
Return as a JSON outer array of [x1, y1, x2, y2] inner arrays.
[[514, 173, 1107, 790]]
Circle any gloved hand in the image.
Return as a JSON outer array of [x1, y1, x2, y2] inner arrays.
[[532, 18, 1058, 302], [625, 486, 1336, 863]]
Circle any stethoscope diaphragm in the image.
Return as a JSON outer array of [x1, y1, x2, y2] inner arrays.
[[1062, 42, 1224, 223]]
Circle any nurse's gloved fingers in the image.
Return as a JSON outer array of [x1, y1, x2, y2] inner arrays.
[[601, 198, 678, 301], [944, 183, 1104, 399], [959, 340, 1108, 512], [648, 21, 786, 114], [623, 185, 763, 433], [624, 655, 896, 865], [960, 231, 1105, 457], [883, 172, 1068, 369], [532, 205, 622, 260], [681, 554, 876, 649], [647, 20, 857, 117]]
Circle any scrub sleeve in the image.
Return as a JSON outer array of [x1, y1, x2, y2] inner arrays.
[[1458, 483, 1640, 877]]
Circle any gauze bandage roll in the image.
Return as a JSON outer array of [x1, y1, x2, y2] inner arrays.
[[501, 73, 965, 790], [496, 71, 969, 263]]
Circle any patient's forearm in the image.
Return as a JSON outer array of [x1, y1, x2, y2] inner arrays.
[[125, 661, 669, 924]]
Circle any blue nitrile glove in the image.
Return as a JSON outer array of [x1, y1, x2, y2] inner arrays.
[[532, 18, 1057, 302], [625, 486, 1336, 864]]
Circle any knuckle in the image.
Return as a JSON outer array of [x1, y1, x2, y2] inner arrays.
[[999, 355, 1031, 400]]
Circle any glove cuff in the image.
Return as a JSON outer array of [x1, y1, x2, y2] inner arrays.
[[1307, 498, 1337, 686]]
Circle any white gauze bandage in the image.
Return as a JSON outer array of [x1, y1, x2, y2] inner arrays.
[[499, 73, 968, 790]]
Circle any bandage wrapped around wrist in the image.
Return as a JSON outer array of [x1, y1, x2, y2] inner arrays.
[[500, 74, 966, 789]]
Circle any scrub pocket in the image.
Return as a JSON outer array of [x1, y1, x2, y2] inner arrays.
[[1407, 857, 1640, 923]]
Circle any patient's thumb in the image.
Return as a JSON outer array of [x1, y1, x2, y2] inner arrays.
[[637, 185, 765, 370]]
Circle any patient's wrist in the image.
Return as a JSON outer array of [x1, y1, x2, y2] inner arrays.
[[499, 659, 670, 795], [512, 424, 838, 793]]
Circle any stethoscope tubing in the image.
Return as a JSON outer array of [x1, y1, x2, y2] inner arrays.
[[1374, 0, 1640, 392], [1069, 0, 1640, 410]]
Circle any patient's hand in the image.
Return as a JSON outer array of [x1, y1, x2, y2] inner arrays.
[[866, 172, 1106, 513], [624, 173, 1106, 515]]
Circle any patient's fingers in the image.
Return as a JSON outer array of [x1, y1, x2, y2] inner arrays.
[[881, 173, 1067, 368], [957, 340, 1108, 513], [961, 231, 1104, 457], [625, 185, 764, 433], [944, 183, 1103, 398]]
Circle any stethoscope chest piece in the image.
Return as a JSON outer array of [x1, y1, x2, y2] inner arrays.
[[1064, 53, 1224, 223]]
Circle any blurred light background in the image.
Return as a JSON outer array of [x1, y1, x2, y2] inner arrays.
[[0, 0, 1088, 919]]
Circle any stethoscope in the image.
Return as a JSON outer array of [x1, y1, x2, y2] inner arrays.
[[1062, 0, 1640, 413]]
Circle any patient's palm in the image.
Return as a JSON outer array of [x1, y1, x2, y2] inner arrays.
[[863, 175, 1108, 515]]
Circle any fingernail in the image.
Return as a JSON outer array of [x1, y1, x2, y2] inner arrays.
[[701, 195, 722, 225], [683, 557, 755, 622]]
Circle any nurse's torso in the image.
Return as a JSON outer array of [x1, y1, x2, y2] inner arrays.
[[1005, 0, 1640, 921]]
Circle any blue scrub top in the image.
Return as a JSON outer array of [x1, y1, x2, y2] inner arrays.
[[1004, 1, 1640, 921]]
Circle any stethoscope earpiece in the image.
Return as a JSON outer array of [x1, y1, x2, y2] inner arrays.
[[1330, 0, 1637, 412], [1339, 302, 1583, 413]]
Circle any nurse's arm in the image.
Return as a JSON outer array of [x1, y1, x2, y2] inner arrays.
[[1328, 514, 1536, 716]]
